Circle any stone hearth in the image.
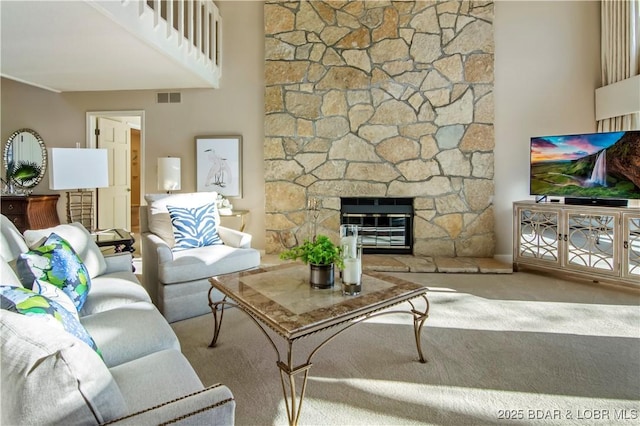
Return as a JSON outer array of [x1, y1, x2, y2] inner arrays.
[[261, 254, 512, 274]]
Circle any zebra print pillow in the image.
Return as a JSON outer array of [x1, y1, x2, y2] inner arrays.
[[167, 201, 223, 251]]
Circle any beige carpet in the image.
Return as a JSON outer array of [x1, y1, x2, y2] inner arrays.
[[171, 271, 640, 425]]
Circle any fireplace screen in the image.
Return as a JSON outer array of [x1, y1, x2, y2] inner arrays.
[[340, 197, 413, 254]]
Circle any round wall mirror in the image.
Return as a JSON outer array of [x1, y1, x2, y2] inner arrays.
[[3, 128, 47, 190]]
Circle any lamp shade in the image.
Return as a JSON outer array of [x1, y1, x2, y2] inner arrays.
[[158, 157, 181, 191], [48, 148, 109, 190]]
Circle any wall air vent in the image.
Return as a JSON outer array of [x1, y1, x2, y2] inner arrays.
[[156, 92, 182, 104]]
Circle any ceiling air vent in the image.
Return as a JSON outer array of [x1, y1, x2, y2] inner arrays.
[[156, 92, 182, 104]]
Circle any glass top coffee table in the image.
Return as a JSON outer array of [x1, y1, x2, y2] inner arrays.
[[208, 262, 430, 426]]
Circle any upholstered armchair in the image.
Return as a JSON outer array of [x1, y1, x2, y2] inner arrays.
[[140, 193, 260, 323]]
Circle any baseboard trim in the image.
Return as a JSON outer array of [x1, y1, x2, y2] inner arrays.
[[494, 254, 513, 265]]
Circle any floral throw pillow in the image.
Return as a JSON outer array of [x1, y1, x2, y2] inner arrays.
[[16, 233, 91, 311], [167, 201, 223, 251], [32, 279, 79, 319], [0, 286, 100, 355]]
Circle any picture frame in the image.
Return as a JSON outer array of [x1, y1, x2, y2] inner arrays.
[[196, 135, 243, 197]]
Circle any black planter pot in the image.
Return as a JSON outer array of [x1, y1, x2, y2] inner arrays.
[[309, 263, 335, 289]]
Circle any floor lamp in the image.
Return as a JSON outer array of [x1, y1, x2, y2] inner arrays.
[[48, 148, 109, 231]]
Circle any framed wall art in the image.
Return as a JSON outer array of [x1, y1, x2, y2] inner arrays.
[[196, 135, 242, 197]]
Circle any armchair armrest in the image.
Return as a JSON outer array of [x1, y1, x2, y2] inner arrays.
[[103, 253, 134, 274], [217, 226, 252, 248], [145, 233, 174, 264], [140, 232, 175, 304], [104, 384, 235, 426]]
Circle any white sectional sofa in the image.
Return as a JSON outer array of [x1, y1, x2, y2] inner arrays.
[[140, 193, 261, 323], [0, 214, 235, 425]]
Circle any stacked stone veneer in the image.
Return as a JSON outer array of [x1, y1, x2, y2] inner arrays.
[[264, 0, 495, 257]]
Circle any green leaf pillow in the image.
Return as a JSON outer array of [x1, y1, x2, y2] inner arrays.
[[16, 233, 91, 311], [0, 286, 100, 354]]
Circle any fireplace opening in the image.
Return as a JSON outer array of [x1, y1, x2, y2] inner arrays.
[[340, 197, 413, 254]]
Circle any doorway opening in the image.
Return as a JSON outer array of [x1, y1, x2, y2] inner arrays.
[[86, 111, 145, 233]]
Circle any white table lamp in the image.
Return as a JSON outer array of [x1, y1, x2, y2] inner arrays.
[[158, 157, 181, 193], [48, 148, 109, 230]]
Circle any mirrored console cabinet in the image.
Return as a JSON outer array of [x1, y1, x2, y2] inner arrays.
[[513, 201, 640, 287]]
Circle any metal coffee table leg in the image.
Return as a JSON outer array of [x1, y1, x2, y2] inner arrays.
[[208, 289, 227, 347], [278, 343, 312, 426], [409, 295, 430, 363]]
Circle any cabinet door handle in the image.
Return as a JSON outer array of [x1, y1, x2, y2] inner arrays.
[[624, 241, 629, 249], [8, 204, 14, 210]]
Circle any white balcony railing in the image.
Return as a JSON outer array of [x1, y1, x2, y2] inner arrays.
[[89, 0, 221, 88]]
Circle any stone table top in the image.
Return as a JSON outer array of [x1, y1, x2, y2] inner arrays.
[[209, 262, 427, 340]]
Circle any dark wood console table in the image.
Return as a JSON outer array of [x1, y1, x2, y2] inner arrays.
[[1, 194, 60, 233]]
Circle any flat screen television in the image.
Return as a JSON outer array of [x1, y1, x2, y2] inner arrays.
[[530, 130, 640, 206]]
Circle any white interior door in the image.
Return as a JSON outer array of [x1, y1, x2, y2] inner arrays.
[[97, 117, 131, 230]]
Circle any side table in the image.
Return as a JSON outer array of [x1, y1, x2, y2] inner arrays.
[[219, 209, 249, 232], [92, 229, 136, 273], [92, 228, 135, 254]]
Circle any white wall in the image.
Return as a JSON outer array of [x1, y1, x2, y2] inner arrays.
[[493, 0, 600, 260], [2, 1, 602, 257]]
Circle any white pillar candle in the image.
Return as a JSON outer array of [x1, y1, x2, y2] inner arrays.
[[343, 257, 361, 284], [340, 235, 357, 258]]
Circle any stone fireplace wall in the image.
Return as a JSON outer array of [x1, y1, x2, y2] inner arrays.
[[264, 0, 495, 257]]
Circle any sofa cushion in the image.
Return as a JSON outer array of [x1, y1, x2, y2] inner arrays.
[[160, 244, 261, 285], [110, 349, 204, 414], [24, 222, 107, 278], [145, 192, 220, 248], [0, 310, 127, 425], [0, 286, 100, 354], [0, 215, 29, 262], [17, 233, 91, 311], [167, 201, 223, 251], [0, 256, 22, 287], [81, 301, 180, 367], [80, 271, 151, 316]]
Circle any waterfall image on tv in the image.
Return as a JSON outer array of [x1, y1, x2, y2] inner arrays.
[[530, 130, 640, 200]]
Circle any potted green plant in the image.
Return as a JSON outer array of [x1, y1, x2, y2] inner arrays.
[[279, 235, 343, 289]]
